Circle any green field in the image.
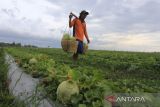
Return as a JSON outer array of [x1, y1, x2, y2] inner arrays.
[[2, 47, 160, 107]]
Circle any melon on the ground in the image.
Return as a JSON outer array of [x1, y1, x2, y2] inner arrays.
[[29, 58, 37, 64], [56, 80, 79, 104]]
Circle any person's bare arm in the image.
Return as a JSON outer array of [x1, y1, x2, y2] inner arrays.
[[69, 12, 77, 28], [84, 23, 90, 43], [69, 14, 73, 28]]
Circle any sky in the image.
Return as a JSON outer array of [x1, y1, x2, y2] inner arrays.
[[0, 0, 160, 52]]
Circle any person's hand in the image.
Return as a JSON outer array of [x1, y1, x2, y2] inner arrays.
[[69, 13, 73, 19], [87, 39, 90, 44]]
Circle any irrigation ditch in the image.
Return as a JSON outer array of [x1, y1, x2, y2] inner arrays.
[[5, 54, 63, 107]]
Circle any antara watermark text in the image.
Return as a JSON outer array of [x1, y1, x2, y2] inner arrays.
[[116, 96, 145, 102], [105, 95, 146, 104]]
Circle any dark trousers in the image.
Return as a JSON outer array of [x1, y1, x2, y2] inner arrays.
[[76, 39, 83, 54]]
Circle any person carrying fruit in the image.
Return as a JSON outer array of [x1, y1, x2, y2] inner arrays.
[[69, 10, 90, 61]]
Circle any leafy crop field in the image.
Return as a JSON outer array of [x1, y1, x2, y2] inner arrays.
[[4, 47, 160, 107]]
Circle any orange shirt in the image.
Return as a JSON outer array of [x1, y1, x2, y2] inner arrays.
[[70, 18, 86, 41]]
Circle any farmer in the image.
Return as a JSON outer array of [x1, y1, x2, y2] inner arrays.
[[69, 10, 90, 60]]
